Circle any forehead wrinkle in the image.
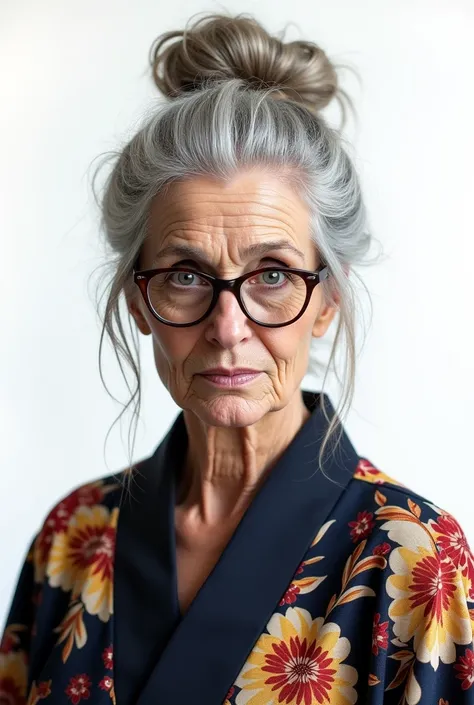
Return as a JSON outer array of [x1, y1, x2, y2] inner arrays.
[[155, 237, 305, 262], [155, 183, 303, 210], [156, 223, 306, 255], [154, 198, 307, 246], [158, 220, 302, 248], [146, 179, 312, 268], [151, 188, 307, 232], [156, 209, 303, 238]]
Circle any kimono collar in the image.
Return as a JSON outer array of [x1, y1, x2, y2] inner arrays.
[[114, 388, 359, 705]]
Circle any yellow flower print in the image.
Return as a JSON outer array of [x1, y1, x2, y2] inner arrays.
[[235, 606, 357, 705], [0, 650, 27, 704], [33, 480, 120, 584], [377, 507, 472, 669], [47, 505, 119, 622]]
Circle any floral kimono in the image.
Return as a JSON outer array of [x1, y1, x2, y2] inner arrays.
[[1, 389, 473, 705]]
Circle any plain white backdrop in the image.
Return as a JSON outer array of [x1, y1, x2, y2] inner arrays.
[[1, 0, 473, 624]]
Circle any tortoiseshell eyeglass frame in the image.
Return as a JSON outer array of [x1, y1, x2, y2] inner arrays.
[[132, 262, 330, 328]]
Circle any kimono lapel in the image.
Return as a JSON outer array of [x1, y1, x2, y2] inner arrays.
[[115, 390, 359, 705], [113, 414, 185, 705]]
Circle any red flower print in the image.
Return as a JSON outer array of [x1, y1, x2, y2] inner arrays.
[[37, 484, 105, 565], [47, 505, 118, 623], [224, 685, 235, 703], [354, 459, 385, 484], [410, 553, 457, 619], [279, 583, 301, 606], [348, 510, 375, 543], [37, 681, 52, 698], [278, 564, 306, 606], [69, 523, 115, 579], [66, 674, 91, 704], [454, 648, 474, 690], [0, 624, 29, 654], [262, 636, 337, 703], [99, 676, 113, 692], [0, 676, 22, 705], [431, 514, 474, 600], [24, 680, 52, 703], [0, 632, 15, 653], [373, 542, 391, 556], [102, 645, 113, 670], [371, 612, 389, 655]]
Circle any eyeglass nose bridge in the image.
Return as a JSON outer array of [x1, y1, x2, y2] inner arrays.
[[206, 274, 256, 321], [213, 272, 256, 299]]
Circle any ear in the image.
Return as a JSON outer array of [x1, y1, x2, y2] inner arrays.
[[311, 300, 338, 338], [125, 283, 152, 336], [312, 264, 348, 337], [312, 281, 342, 338]]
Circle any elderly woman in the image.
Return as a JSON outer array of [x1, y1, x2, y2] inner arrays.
[[1, 12, 473, 705]]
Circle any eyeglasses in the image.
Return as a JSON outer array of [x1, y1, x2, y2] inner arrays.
[[133, 264, 329, 328]]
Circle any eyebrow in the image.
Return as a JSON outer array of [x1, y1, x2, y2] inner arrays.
[[153, 240, 306, 266]]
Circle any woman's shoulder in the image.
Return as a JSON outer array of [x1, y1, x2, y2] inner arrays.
[[351, 456, 468, 533], [31, 468, 128, 582], [351, 457, 474, 597], [40, 468, 126, 521], [353, 457, 412, 491]]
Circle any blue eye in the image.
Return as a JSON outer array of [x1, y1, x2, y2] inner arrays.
[[260, 270, 287, 285], [174, 272, 195, 286], [165, 270, 210, 289]]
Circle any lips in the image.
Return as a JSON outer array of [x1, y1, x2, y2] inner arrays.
[[200, 368, 259, 376], [198, 370, 261, 388]]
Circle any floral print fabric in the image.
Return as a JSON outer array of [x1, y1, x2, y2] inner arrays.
[[1, 458, 473, 705]]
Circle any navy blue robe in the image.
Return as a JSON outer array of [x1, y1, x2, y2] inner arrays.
[[1, 390, 473, 705]]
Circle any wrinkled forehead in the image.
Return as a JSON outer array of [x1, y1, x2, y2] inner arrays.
[[142, 170, 316, 268]]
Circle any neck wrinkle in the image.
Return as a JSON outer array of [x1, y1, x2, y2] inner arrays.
[[177, 392, 311, 524]]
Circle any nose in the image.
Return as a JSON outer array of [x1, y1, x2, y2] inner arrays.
[[203, 289, 251, 348]]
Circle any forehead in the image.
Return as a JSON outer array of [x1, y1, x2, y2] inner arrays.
[[146, 169, 312, 256]]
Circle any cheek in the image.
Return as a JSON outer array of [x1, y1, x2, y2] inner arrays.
[[148, 319, 200, 370], [308, 285, 325, 315], [260, 290, 323, 367], [260, 318, 313, 367]]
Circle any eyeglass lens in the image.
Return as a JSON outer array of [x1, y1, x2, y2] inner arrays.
[[146, 269, 308, 325]]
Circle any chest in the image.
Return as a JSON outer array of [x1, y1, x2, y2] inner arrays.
[[175, 545, 221, 613], [174, 520, 240, 613]]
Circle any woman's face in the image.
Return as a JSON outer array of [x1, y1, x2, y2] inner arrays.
[[127, 168, 337, 427]]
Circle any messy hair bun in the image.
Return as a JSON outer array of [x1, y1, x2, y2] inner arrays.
[[149, 12, 353, 121]]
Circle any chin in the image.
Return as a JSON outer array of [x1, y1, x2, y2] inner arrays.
[[194, 392, 270, 428]]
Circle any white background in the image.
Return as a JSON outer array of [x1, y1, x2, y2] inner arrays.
[[1, 0, 473, 624]]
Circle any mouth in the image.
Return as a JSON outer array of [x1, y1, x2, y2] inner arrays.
[[198, 369, 262, 388], [200, 368, 259, 376]]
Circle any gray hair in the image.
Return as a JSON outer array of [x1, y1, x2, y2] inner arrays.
[[90, 12, 382, 479]]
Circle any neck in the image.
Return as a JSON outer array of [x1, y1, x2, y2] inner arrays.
[[177, 391, 311, 525]]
